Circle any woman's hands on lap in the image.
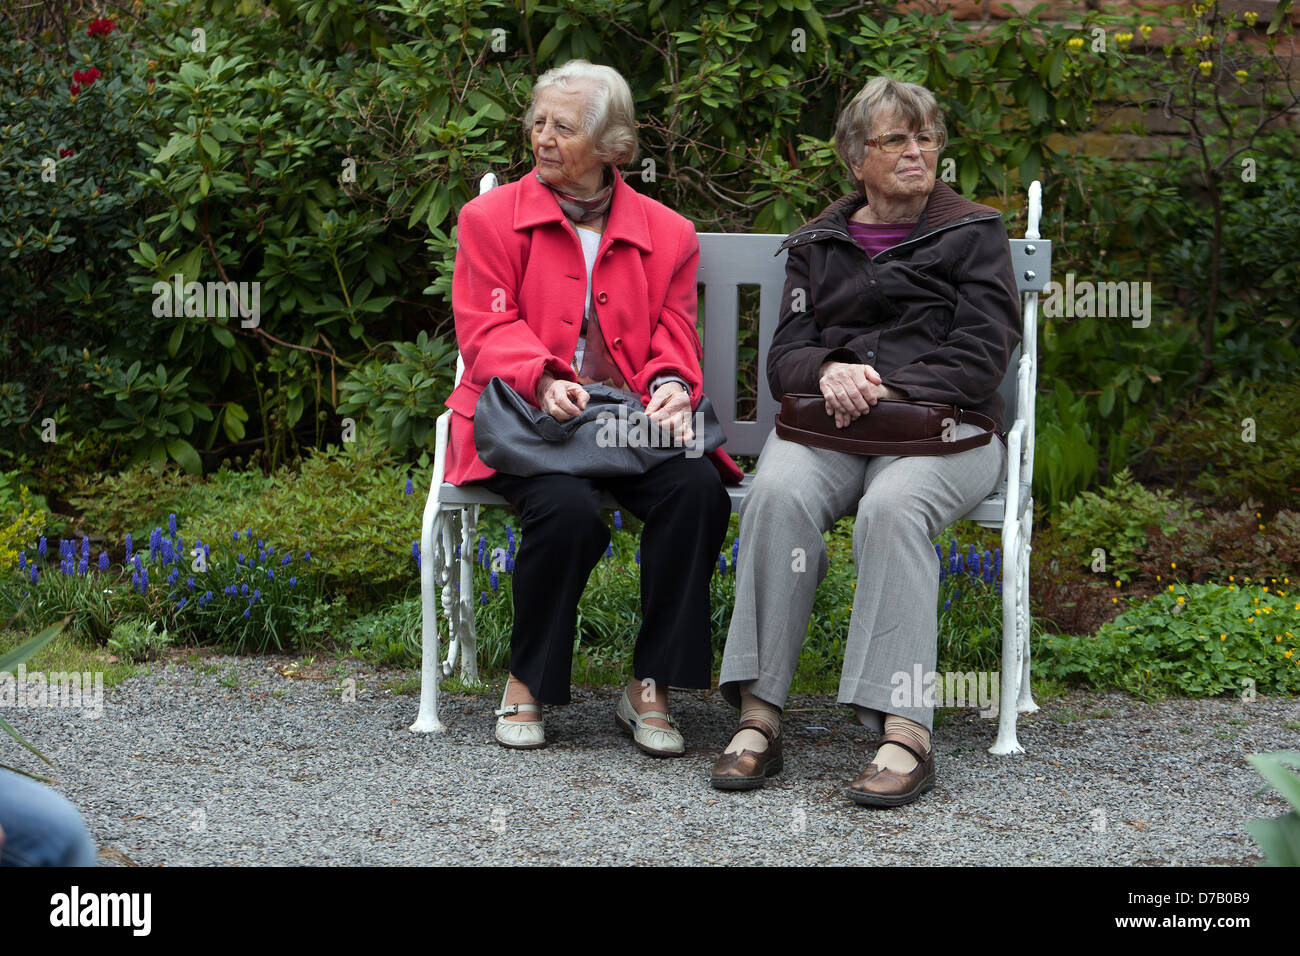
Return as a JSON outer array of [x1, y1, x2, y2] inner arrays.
[[536, 372, 590, 421], [645, 382, 694, 443], [818, 360, 902, 428]]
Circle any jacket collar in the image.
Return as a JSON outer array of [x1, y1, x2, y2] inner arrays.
[[779, 181, 1002, 252], [514, 166, 653, 253]]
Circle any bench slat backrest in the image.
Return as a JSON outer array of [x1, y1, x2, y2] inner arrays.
[[696, 232, 1046, 457]]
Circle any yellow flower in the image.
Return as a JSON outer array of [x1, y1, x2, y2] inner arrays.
[[1244, 11, 1259, 26], [1171, 562, 1177, 569], [1116, 31, 1133, 47], [1168, 585, 1175, 592], [1277, 635, 1283, 642], [1229, 575, 1235, 581], [1288, 650, 1295, 659], [1236, 69, 1249, 82], [1192, 2, 1207, 15], [1156, 574, 1162, 582], [1258, 524, 1265, 531], [1196, 34, 1213, 49], [1140, 24, 1153, 38], [1229, 585, 1236, 591], [1067, 37, 1085, 51], [1113, 597, 1119, 604], [1177, 596, 1185, 604], [1199, 60, 1214, 76], [1116, 580, 1122, 588], [1246, 576, 1252, 582], [1220, 634, 1227, 641], [1254, 597, 1260, 604], [1264, 607, 1272, 613], [1263, 587, 1270, 593], [1248, 616, 1255, 623]]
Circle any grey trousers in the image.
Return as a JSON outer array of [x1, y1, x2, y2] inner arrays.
[[718, 423, 1007, 733]]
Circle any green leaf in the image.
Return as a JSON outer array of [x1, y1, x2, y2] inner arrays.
[[1268, 0, 1293, 35], [0, 620, 66, 673], [1098, 384, 1115, 417], [1248, 752, 1300, 811], [200, 134, 220, 162], [536, 26, 564, 61], [1246, 813, 1300, 866], [167, 324, 185, 358], [165, 437, 203, 475]]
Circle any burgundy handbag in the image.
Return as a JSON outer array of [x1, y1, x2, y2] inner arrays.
[[774, 394, 997, 456]]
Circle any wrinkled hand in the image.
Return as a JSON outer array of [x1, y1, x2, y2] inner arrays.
[[536, 372, 589, 422], [818, 361, 901, 428], [645, 382, 694, 443]]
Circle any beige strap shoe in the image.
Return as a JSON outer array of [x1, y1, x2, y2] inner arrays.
[[614, 688, 685, 757], [494, 678, 545, 750]]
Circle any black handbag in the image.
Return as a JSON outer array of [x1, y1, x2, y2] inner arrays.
[[473, 376, 730, 477]]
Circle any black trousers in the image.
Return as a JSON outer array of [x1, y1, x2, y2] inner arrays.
[[479, 455, 731, 705]]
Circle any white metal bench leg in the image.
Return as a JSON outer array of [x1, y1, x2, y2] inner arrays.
[[456, 506, 480, 684], [439, 508, 462, 678], [1016, 506, 1039, 715], [990, 422, 1027, 755], [411, 413, 452, 733], [412, 514, 449, 733]]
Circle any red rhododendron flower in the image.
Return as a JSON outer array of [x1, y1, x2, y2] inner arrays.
[[69, 81, 81, 95], [74, 69, 85, 83], [87, 18, 115, 36], [59, 148, 75, 158]]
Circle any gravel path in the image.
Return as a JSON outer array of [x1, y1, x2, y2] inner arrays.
[[9, 651, 1297, 866]]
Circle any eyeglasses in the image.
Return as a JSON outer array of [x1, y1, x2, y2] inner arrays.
[[864, 129, 946, 152]]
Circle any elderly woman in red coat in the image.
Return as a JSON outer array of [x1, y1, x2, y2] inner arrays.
[[449, 60, 735, 754]]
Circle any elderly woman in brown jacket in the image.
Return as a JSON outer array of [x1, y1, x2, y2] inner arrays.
[[710, 76, 1021, 806]]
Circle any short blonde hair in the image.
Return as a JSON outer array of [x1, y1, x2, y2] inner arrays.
[[524, 60, 639, 166], [835, 77, 945, 193]]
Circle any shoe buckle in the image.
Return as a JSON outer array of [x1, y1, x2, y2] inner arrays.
[[494, 703, 519, 717]]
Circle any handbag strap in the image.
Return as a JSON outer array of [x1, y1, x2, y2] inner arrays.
[[773, 407, 998, 457]]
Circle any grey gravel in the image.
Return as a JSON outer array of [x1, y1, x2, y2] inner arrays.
[[9, 652, 1298, 866]]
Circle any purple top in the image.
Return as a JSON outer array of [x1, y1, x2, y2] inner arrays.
[[847, 220, 914, 257]]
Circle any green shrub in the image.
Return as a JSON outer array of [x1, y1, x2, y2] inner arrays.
[[1039, 581, 1300, 699], [1148, 380, 1300, 518], [1135, 503, 1298, 587], [335, 330, 458, 459], [185, 434, 425, 605], [1055, 468, 1200, 583], [107, 617, 172, 663]]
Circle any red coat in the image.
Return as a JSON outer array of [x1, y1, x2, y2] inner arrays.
[[446, 168, 742, 486]]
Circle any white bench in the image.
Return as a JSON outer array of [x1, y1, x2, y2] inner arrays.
[[412, 176, 1051, 755]]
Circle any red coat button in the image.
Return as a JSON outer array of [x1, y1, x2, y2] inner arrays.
[[596, 291, 608, 304], [612, 337, 622, 348]]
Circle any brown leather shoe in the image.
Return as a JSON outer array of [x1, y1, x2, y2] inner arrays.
[[710, 719, 783, 790], [845, 731, 935, 808]]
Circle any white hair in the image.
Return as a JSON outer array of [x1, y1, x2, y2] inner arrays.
[[524, 60, 639, 166]]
